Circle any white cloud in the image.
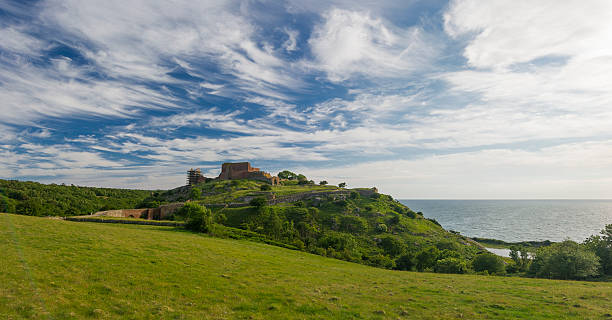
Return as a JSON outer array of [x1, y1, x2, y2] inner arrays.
[[283, 28, 299, 52], [0, 28, 45, 55], [444, 0, 612, 70], [308, 8, 435, 81]]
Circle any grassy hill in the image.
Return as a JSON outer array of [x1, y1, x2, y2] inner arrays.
[[2, 213, 611, 319]]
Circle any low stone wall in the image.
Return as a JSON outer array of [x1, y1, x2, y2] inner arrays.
[[93, 209, 150, 219], [65, 217, 184, 226], [92, 203, 186, 221]]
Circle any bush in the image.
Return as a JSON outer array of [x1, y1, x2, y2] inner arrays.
[[350, 191, 359, 199], [317, 231, 356, 252], [177, 203, 212, 233], [366, 254, 395, 269], [249, 197, 268, 208], [260, 184, 272, 191], [584, 224, 612, 275], [416, 246, 440, 271], [376, 223, 388, 233], [189, 187, 201, 200], [338, 215, 368, 234], [472, 253, 505, 275], [529, 240, 600, 280], [395, 253, 415, 271], [435, 257, 468, 274], [379, 236, 406, 257], [319, 181, 328, 185], [338, 182, 346, 188]]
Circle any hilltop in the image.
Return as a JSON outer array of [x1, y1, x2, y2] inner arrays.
[[2, 213, 611, 319], [139, 176, 484, 270]]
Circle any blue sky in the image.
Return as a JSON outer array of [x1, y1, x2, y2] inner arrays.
[[2, 0, 612, 198]]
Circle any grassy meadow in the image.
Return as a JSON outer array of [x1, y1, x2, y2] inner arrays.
[[1, 213, 611, 319]]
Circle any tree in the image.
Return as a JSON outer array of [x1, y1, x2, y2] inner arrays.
[[529, 240, 600, 280], [319, 181, 328, 185], [415, 246, 440, 271], [338, 215, 368, 234], [338, 182, 346, 188], [176, 203, 212, 233], [584, 224, 612, 275], [260, 184, 272, 191], [278, 170, 297, 180], [379, 236, 406, 257], [472, 253, 505, 275], [435, 257, 468, 274], [190, 187, 201, 200], [509, 245, 530, 272], [249, 197, 268, 208], [395, 253, 415, 271]]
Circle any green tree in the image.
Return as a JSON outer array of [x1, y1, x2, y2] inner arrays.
[[338, 215, 368, 234], [509, 245, 530, 272], [190, 187, 201, 200], [379, 236, 406, 257], [278, 170, 297, 180], [249, 197, 268, 208], [176, 203, 212, 233], [415, 246, 440, 271], [338, 182, 346, 188], [529, 240, 600, 280], [584, 224, 612, 275], [395, 253, 415, 271], [260, 184, 272, 191], [472, 253, 506, 275], [319, 181, 328, 185], [435, 257, 468, 274]]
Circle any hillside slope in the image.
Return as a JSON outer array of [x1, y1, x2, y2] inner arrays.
[[2, 213, 610, 319]]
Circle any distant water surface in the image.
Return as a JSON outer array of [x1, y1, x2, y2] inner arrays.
[[399, 200, 612, 242]]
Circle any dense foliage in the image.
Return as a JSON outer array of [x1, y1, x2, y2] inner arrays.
[[529, 240, 601, 280], [0, 179, 152, 216]]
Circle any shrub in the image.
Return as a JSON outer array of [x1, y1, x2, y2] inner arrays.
[[366, 254, 395, 269], [189, 187, 201, 200], [260, 184, 272, 191], [379, 236, 406, 257], [395, 253, 415, 271], [338, 215, 368, 234], [435, 258, 468, 274], [529, 240, 600, 280], [249, 197, 268, 208], [319, 181, 328, 185], [415, 246, 440, 271], [376, 223, 388, 233], [426, 218, 441, 227], [350, 191, 359, 199], [472, 253, 505, 275], [338, 182, 346, 188], [584, 224, 612, 275], [317, 231, 356, 251], [177, 203, 212, 233]]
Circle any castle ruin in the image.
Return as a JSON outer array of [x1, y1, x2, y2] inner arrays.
[[187, 162, 279, 186]]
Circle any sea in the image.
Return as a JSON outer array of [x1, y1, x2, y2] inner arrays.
[[399, 199, 612, 243]]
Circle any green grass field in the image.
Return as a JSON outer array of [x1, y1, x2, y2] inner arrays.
[[2, 213, 611, 319]]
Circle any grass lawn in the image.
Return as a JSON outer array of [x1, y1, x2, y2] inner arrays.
[[1, 213, 611, 319]]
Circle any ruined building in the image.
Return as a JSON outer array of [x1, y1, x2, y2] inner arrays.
[[187, 168, 208, 186], [187, 162, 280, 186], [218, 162, 280, 185]]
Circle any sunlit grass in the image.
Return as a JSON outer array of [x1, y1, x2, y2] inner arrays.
[[1, 213, 611, 319]]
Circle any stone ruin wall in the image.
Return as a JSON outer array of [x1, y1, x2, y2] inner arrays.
[[92, 202, 186, 220]]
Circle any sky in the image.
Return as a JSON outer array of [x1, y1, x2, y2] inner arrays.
[[2, 0, 612, 199]]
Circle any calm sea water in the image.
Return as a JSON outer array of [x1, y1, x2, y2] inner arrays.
[[399, 200, 612, 243]]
